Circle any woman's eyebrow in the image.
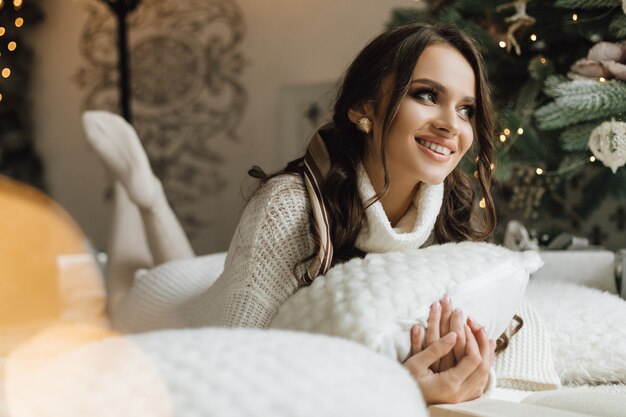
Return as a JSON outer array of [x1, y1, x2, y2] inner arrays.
[[411, 78, 475, 104]]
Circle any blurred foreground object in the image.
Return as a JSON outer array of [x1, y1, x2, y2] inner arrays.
[[0, 176, 108, 355]]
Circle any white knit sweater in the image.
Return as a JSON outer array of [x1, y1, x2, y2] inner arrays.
[[114, 170, 443, 332]]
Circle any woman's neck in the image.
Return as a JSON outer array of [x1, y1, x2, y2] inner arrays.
[[363, 160, 420, 227]]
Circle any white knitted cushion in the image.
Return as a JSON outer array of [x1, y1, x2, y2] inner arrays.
[[6, 325, 427, 417], [271, 242, 542, 362]]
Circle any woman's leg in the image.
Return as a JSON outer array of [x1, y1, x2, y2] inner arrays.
[[82, 111, 195, 309], [106, 181, 154, 312]]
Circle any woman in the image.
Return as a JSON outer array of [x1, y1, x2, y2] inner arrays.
[[83, 22, 498, 404]]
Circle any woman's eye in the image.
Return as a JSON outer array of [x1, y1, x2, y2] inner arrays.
[[458, 106, 475, 119], [412, 89, 437, 103]]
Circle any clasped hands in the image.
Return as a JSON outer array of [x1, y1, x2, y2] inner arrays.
[[402, 294, 496, 405]]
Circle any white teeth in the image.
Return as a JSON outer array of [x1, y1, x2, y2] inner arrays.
[[417, 138, 451, 155]]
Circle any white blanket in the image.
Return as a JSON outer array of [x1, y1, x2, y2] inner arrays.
[[5, 325, 427, 417]]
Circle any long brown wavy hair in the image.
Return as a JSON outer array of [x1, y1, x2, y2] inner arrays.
[[251, 22, 497, 264]]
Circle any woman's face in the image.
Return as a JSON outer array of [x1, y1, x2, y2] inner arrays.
[[370, 43, 476, 187]]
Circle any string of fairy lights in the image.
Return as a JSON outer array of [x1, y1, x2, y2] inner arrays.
[[0, 0, 24, 104]]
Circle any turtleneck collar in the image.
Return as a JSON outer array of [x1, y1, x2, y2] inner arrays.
[[355, 164, 444, 253]]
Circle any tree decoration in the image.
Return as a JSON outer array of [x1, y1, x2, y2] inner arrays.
[[496, 0, 536, 55], [568, 41, 626, 81], [588, 119, 626, 173]]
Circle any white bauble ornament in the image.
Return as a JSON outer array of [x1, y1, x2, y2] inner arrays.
[[623, 0, 626, 15], [588, 120, 626, 173]]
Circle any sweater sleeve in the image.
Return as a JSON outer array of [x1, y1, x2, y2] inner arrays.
[[182, 174, 315, 328]]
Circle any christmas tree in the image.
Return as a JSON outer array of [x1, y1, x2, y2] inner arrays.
[[0, 0, 45, 190], [388, 0, 626, 228]]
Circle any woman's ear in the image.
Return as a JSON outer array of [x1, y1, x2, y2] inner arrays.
[[347, 101, 375, 124]]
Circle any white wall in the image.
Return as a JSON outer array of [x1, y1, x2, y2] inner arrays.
[[30, 0, 416, 254]]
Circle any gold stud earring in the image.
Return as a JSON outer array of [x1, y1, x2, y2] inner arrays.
[[356, 117, 372, 134]]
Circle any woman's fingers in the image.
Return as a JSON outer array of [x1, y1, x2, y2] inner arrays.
[[425, 301, 442, 371], [468, 317, 491, 356], [441, 324, 482, 385], [451, 309, 466, 363], [410, 325, 423, 357], [438, 295, 457, 372], [439, 294, 452, 337], [453, 324, 493, 401], [405, 332, 457, 375]]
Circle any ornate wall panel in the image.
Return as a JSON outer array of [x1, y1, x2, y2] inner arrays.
[[76, 0, 246, 243]]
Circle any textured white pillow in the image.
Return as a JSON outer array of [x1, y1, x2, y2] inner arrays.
[[271, 242, 542, 362]]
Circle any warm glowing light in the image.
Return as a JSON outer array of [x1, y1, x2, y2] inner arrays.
[[490, 163, 495, 170], [0, 27, 5, 36], [14, 0, 23, 7], [7, 41, 16, 51], [599, 77, 606, 82], [590, 156, 596, 162], [479, 198, 486, 209], [499, 134, 507, 142], [474, 170, 479, 178], [540, 57, 547, 64], [517, 127, 524, 135], [503, 128, 511, 135], [0, 93, 3, 102], [536, 168, 544, 175], [1, 68, 10, 78], [15, 17, 23, 28], [572, 14, 578, 21], [499, 41, 507, 48], [530, 34, 537, 41]]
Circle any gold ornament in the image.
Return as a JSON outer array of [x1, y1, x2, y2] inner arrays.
[[356, 117, 372, 134], [496, 0, 536, 56], [588, 120, 626, 173]]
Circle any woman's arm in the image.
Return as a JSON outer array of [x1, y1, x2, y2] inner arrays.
[[184, 174, 315, 328]]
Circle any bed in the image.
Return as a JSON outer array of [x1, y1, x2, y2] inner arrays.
[[2, 179, 625, 417]]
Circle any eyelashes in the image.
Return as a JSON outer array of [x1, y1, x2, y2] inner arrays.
[[409, 87, 475, 120], [410, 87, 438, 103]]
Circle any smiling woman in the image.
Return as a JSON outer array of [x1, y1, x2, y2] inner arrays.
[[82, 22, 500, 407]]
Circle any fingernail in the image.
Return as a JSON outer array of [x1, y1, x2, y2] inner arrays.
[[444, 293, 450, 303], [431, 301, 440, 311], [454, 308, 462, 315]]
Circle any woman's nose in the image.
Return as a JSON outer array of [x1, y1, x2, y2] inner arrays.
[[431, 107, 460, 136]]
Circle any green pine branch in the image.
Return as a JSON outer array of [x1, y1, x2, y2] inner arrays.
[[555, 0, 621, 8], [577, 166, 626, 216], [559, 123, 597, 151], [559, 151, 590, 180], [609, 14, 626, 37], [535, 78, 626, 130]]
